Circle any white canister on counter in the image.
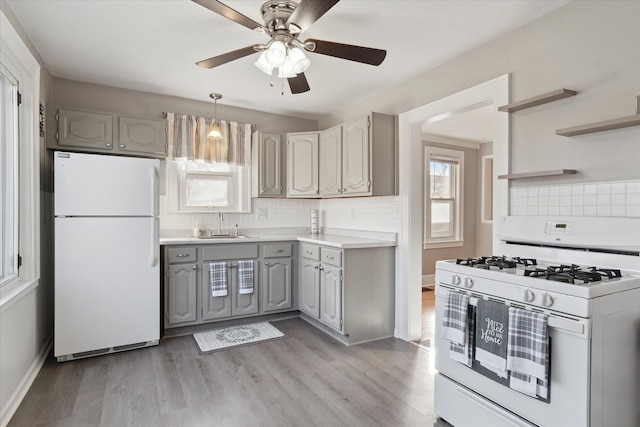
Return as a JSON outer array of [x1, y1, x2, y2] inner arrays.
[[310, 209, 319, 234]]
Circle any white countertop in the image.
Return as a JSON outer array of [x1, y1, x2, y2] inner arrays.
[[160, 228, 396, 249]]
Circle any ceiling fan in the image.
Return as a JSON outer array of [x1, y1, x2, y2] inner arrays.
[[192, 0, 387, 94]]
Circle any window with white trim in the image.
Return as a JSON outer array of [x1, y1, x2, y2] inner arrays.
[[166, 159, 250, 213], [424, 146, 463, 248], [0, 64, 19, 286]]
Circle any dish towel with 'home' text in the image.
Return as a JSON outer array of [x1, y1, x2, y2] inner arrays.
[[475, 299, 509, 378]]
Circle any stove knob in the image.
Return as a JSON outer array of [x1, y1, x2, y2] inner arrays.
[[464, 277, 474, 288], [452, 274, 462, 286], [541, 293, 554, 307], [522, 289, 535, 302]]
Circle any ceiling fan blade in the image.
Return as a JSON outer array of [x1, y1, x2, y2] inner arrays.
[[288, 73, 311, 94], [192, 0, 264, 32], [196, 45, 259, 69], [306, 39, 386, 66], [286, 0, 340, 33]]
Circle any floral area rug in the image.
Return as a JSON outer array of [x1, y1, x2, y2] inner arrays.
[[193, 322, 285, 354]]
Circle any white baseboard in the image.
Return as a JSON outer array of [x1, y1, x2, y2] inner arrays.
[[422, 274, 435, 288], [0, 338, 52, 427]]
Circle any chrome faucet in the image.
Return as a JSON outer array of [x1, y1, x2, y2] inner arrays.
[[218, 210, 224, 234]]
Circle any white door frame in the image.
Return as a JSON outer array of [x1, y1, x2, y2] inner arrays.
[[395, 75, 510, 341]]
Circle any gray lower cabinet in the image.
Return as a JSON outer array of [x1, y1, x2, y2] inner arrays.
[[299, 258, 320, 318], [202, 245, 259, 320], [166, 247, 198, 326], [298, 242, 395, 344], [164, 241, 297, 330], [262, 243, 293, 313]]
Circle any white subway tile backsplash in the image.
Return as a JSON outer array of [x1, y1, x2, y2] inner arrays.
[[611, 182, 626, 194], [510, 180, 639, 218]]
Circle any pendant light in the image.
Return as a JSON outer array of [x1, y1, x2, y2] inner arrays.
[[207, 93, 223, 139]]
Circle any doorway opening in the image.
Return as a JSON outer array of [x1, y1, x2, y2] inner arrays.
[[395, 75, 509, 343]]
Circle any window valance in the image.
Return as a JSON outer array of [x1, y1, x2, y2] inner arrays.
[[166, 112, 253, 165]]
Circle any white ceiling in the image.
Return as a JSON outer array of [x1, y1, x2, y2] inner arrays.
[[7, 0, 568, 120]]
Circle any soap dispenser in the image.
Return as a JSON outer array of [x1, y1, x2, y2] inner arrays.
[[193, 221, 201, 237]]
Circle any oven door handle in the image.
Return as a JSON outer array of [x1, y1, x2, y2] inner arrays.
[[436, 284, 590, 338]]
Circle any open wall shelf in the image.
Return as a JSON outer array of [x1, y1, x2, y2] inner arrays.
[[498, 169, 577, 180], [498, 89, 577, 113], [556, 114, 640, 136]]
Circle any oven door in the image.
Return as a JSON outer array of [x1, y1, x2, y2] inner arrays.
[[434, 284, 591, 427]]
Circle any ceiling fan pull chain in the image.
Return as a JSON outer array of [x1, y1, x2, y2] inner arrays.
[[281, 73, 285, 96]]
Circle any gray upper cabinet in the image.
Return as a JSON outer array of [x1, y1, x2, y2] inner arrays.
[[342, 117, 371, 196], [286, 132, 319, 197], [56, 108, 114, 150], [252, 132, 285, 197], [50, 107, 166, 158], [286, 112, 396, 200], [118, 116, 166, 157], [319, 125, 343, 197]]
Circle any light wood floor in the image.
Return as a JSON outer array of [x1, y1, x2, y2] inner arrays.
[[9, 318, 440, 427], [422, 288, 436, 343]]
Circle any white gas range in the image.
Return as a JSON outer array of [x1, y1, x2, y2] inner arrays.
[[434, 216, 640, 427]]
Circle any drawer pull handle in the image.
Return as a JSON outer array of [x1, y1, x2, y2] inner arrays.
[[326, 255, 334, 259], [306, 251, 313, 254], [274, 249, 283, 253], [176, 254, 189, 257]]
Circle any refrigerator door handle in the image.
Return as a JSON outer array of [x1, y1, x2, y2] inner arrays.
[[150, 166, 159, 216], [150, 217, 159, 267]]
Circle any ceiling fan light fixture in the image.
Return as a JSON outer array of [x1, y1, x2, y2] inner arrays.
[[265, 40, 287, 67], [277, 60, 296, 79], [288, 47, 310, 74], [254, 51, 273, 75]]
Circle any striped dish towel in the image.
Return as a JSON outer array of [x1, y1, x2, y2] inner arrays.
[[441, 291, 469, 345], [237, 260, 254, 295], [449, 303, 475, 367], [209, 262, 228, 297], [506, 307, 549, 398]]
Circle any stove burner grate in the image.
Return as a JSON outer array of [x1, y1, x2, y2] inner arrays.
[[523, 264, 622, 284]]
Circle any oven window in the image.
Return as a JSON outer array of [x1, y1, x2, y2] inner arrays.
[[424, 146, 463, 248]]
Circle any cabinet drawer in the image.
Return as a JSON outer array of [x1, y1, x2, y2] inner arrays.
[[202, 244, 258, 261], [264, 243, 292, 258], [300, 243, 320, 260], [321, 248, 342, 267], [167, 247, 197, 263]]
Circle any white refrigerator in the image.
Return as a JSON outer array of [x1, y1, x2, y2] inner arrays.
[[54, 151, 160, 361]]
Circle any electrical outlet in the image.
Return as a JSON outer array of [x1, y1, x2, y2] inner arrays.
[[256, 208, 268, 219]]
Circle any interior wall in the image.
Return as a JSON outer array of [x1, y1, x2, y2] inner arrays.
[[476, 141, 493, 256], [0, 1, 53, 424], [421, 142, 478, 276]]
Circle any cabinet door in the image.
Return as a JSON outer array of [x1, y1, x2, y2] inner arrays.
[[119, 116, 166, 157], [299, 259, 320, 318], [287, 132, 319, 197], [262, 258, 292, 312], [319, 126, 342, 197], [320, 265, 343, 332], [167, 264, 197, 324], [57, 108, 113, 150], [258, 133, 284, 197], [231, 260, 259, 316], [342, 117, 371, 196], [202, 262, 232, 320]]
